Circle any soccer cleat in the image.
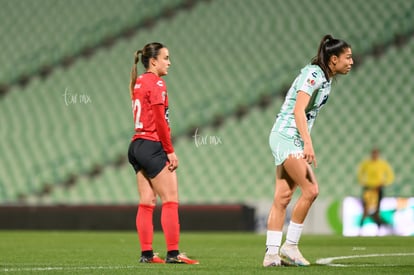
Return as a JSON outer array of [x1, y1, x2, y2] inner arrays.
[[280, 243, 310, 266], [165, 253, 199, 264], [263, 253, 282, 267], [139, 253, 165, 264]]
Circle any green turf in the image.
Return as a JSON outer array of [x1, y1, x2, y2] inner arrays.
[[0, 231, 413, 274]]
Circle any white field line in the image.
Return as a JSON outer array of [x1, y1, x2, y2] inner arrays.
[[2, 253, 414, 271], [316, 252, 414, 267], [1, 265, 140, 272]]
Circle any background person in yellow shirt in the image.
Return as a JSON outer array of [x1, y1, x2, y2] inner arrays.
[[357, 148, 395, 227]]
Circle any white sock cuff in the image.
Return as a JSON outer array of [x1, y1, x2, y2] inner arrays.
[[266, 230, 283, 246], [289, 221, 304, 229], [286, 222, 304, 245]]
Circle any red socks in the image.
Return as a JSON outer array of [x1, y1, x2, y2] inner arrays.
[[137, 202, 180, 252], [161, 201, 180, 251], [136, 204, 155, 251]]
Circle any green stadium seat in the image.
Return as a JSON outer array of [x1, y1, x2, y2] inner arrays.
[[1, 0, 414, 204]]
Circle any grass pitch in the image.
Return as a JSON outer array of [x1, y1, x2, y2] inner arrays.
[[0, 231, 413, 274]]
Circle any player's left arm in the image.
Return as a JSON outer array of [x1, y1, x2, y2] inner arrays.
[[152, 104, 177, 171]]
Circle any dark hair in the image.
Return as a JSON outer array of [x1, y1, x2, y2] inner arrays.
[[129, 42, 165, 97], [311, 34, 351, 80]]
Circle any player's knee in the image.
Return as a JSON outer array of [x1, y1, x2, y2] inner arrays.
[[140, 199, 157, 206], [159, 195, 178, 204], [274, 191, 292, 208], [304, 186, 319, 201], [311, 188, 319, 201], [157, 186, 179, 203], [139, 193, 157, 205]]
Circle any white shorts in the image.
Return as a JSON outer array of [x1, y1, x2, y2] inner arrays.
[[269, 131, 304, 166]]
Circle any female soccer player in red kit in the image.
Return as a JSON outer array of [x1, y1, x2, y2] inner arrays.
[[128, 42, 198, 264]]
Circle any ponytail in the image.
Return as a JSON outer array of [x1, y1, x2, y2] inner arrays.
[[311, 34, 351, 80], [129, 50, 142, 98]]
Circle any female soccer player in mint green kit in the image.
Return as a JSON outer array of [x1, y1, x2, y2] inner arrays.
[[263, 34, 353, 267]]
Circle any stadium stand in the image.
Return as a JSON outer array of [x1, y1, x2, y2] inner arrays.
[[1, 0, 413, 204], [0, 0, 188, 89]]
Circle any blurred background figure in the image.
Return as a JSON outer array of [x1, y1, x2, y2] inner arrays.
[[357, 148, 394, 232]]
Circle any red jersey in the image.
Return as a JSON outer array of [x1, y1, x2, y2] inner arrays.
[[131, 72, 173, 153]]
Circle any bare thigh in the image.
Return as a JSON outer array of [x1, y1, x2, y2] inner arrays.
[[274, 165, 297, 205], [282, 156, 319, 196], [137, 171, 157, 205], [150, 165, 179, 203], [267, 165, 297, 230]]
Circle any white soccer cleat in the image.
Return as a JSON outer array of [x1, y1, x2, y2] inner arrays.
[[263, 253, 282, 267], [280, 243, 310, 266]]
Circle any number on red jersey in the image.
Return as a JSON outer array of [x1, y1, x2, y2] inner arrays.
[[132, 99, 143, 130]]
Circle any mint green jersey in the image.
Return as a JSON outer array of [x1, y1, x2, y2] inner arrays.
[[272, 64, 332, 138]]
